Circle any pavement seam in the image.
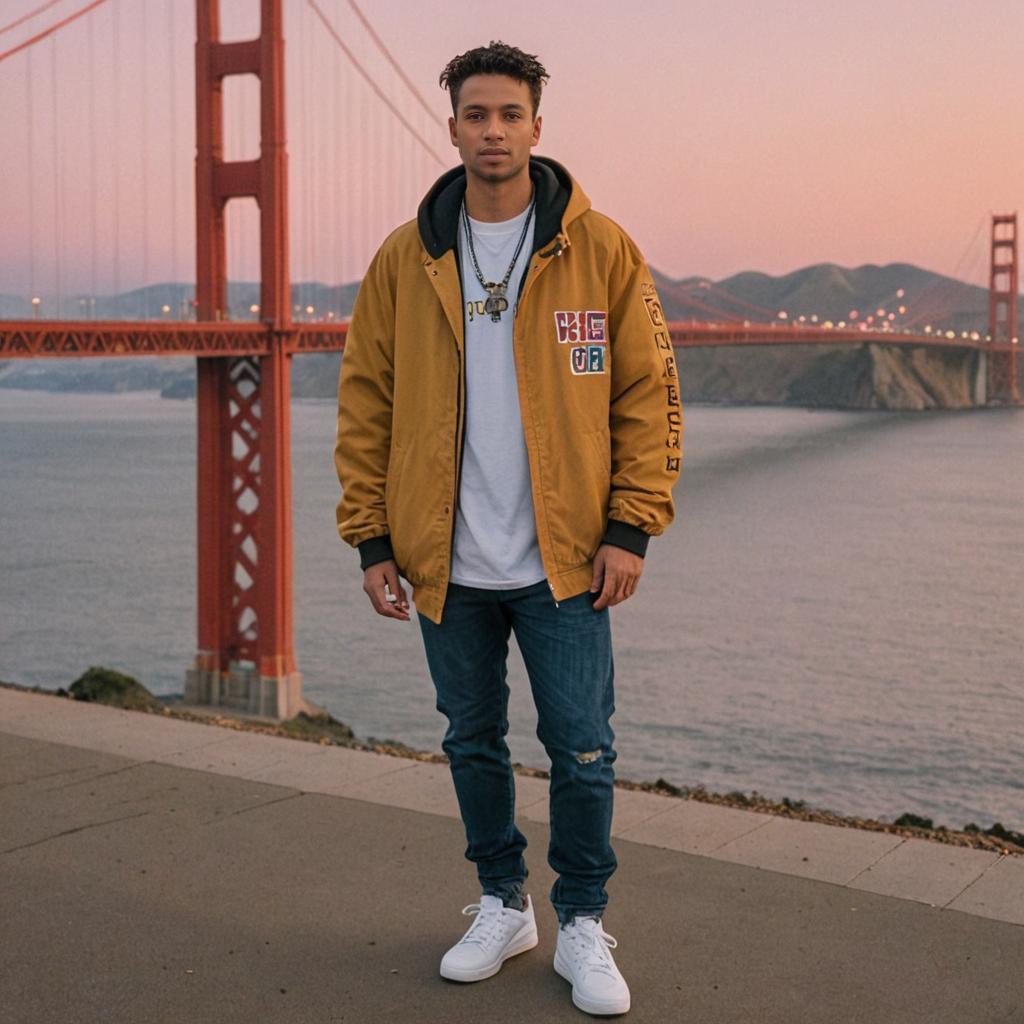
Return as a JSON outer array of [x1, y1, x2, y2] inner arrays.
[[0, 762, 117, 790], [40, 760, 149, 791], [0, 808, 152, 855], [703, 810, 775, 854], [199, 790, 304, 826], [940, 852, 1007, 909], [844, 837, 908, 887]]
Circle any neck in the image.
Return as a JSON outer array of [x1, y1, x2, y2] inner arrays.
[[463, 168, 533, 223]]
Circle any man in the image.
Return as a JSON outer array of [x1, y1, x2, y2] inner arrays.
[[335, 41, 681, 1017]]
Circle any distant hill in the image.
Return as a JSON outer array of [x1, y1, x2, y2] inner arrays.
[[651, 262, 1003, 338], [0, 264, 1016, 404]]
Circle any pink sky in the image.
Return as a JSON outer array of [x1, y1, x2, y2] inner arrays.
[[1, 0, 1021, 299]]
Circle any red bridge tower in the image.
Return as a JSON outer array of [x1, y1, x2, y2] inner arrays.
[[185, 0, 307, 717], [987, 213, 1019, 404]]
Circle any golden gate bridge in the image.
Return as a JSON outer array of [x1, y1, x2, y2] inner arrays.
[[0, 0, 1019, 719]]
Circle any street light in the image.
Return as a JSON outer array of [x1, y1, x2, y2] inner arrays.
[[31, 296, 41, 318]]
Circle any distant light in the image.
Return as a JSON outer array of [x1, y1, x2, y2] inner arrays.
[[970, 331, 980, 341], [924, 325, 932, 333], [798, 315, 806, 323], [305, 305, 314, 315], [838, 320, 846, 328], [823, 320, 833, 328], [161, 304, 171, 314], [898, 305, 906, 315], [961, 331, 968, 338], [946, 330, 955, 339], [887, 313, 895, 321], [778, 311, 788, 319], [896, 288, 905, 299], [849, 310, 858, 319], [810, 314, 819, 323], [876, 308, 886, 317], [31, 296, 40, 305]]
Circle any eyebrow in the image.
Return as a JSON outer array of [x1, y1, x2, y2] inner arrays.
[[462, 102, 528, 113]]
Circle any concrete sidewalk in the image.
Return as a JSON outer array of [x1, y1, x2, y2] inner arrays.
[[1, 687, 1022, 1023]]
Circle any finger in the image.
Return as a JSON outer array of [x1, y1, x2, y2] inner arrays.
[[365, 574, 409, 621], [593, 568, 618, 611], [590, 552, 605, 593], [608, 572, 628, 608], [383, 565, 410, 612]]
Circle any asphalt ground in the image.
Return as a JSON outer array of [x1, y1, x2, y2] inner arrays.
[[3, 730, 1023, 1024]]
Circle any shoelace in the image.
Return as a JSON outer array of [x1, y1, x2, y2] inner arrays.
[[457, 902, 508, 949], [565, 921, 620, 979]]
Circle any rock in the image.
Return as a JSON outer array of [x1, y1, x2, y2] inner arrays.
[[69, 666, 161, 711]]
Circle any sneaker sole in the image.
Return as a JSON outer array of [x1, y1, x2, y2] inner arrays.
[[553, 950, 631, 1016], [439, 925, 539, 983]]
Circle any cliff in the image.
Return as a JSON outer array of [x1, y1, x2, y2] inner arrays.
[[677, 343, 982, 410]]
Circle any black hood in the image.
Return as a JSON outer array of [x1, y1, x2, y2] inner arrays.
[[416, 156, 573, 260]]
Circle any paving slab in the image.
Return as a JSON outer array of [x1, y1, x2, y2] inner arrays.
[[946, 853, 1024, 926], [2, 687, 1022, 932], [242, 743, 415, 790], [326, 760, 463, 817], [2, 731, 1023, 1024], [617, 796, 772, 853], [2, 700, 231, 760], [848, 837, 1001, 907], [712, 814, 904, 884], [157, 729, 337, 775]]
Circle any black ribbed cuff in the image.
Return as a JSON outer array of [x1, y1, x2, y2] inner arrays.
[[601, 519, 650, 558], [357, 534, 395, 571]]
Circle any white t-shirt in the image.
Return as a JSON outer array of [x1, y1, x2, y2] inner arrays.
[[450, 204, 546, 590]]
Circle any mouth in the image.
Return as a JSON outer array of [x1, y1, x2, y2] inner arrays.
[[479, 149, 510, 157]]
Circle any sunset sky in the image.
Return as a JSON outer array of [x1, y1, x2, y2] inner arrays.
[[1, 0, 1021, 299]]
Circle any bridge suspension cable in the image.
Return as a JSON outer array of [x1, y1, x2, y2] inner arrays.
[[0, 0, 64, 37], [305, 0, 446, 166], [340, 0, 445, 128], [0, 0, 107, 63]]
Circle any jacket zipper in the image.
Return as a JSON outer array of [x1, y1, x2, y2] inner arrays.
[[515, 235, 569, 608], [445, 231, 571, 607]]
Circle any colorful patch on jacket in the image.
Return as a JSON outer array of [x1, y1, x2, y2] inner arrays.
[[640, 283, 665, 327], [570, 345, 606, 375], [554, 310, 607, 344]]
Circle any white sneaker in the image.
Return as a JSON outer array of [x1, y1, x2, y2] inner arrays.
[[439, 894, 538, 982], [554, 915, 631, 1016]]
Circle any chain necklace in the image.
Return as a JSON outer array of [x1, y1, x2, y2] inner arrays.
[[460, 192, 536, 322]]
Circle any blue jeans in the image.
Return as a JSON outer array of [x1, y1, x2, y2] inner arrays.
[[417, 579, 617, 924]]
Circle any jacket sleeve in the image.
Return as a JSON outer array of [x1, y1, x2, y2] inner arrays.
[[334, 245, 398, 570], [602, 248, 682, 555]]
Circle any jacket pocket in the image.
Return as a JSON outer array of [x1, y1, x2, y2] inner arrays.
[[384, 443, 407, 517], [545, 426, 611, 571]]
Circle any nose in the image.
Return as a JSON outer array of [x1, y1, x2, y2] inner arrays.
[[482, 114, 505, 140]]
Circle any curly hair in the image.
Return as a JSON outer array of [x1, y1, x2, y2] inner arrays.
[[439, 41, 549, 117]]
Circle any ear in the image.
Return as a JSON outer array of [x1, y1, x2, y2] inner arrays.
[[531, 114, 542, 148], [449, 115, 458, 148]]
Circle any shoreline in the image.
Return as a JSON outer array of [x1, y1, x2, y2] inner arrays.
[[3, 676, 1021, 857]]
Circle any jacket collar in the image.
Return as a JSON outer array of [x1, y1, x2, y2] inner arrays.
[[416, 156, 587, 260]]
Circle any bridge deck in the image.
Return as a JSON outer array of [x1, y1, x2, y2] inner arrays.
[[0, 320, 1001, 358]]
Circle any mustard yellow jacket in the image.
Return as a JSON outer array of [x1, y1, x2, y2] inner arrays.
[[335, 157, 681, 623]]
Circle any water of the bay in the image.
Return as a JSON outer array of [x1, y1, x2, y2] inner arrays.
[[1, 388, 1021, 832]]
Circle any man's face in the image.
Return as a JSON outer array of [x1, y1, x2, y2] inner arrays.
[[448, 74, 541, 185]]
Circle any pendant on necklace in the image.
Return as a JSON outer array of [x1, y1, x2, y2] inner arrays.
[[484, 284, 509, 322]]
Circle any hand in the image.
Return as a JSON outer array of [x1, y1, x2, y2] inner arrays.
[[362, 559, 410, 621], [590, 544, 644, 611]]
